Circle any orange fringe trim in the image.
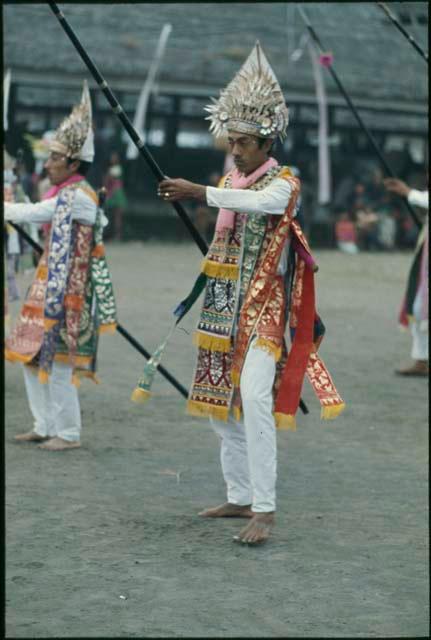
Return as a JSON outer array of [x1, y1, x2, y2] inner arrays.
[[92, 244, 105, 258], [231, 368, 241, 387], [321, 402, 346, 420], [72, 374, 81, 388], [130, 387, 152, 404], [274, 412, 297, 431], [36, 265, 48, 281], [98, 323, 117, 335], [232, 406, 242, 422], [38, 370, 49, 384], [201, 258, 239, 281], [22, 304, 44, 318], [54, 353, 93, 367], [187, 399, 229, 422], [278, 167, 294, 180], [73, 370, 100, 385], [81, 186, 99, 205], [44, 318, 58, 331], [253, 338, 282, 362], [5, 348, 34, 364], [64, 294, 84, 311], [193, 331, 231, 353]]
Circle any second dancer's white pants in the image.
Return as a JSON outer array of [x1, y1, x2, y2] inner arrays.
[[22, 362, 82, 441], [411, 292, 428, 360], [210, 339, 278, 513]]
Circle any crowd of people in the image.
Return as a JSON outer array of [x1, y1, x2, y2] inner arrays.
[[332, 165, 425, 254]]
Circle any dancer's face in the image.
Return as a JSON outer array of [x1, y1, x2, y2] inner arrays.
[[227, 131, 273, 176], [45, 152, 79, 185]]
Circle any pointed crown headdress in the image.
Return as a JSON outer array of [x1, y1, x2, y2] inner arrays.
[[205, 41, 289, 141], [50, 80, 94, 162]]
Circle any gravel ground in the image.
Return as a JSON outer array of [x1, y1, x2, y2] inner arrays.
[[5, 242, 429, 638]]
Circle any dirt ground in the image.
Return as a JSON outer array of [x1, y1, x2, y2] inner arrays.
[[5, 242, 429, 638]]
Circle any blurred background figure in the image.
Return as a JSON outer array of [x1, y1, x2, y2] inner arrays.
[[334, 210, 359, 254], [103, 151, 128, 241], [384, 177, 428, 377]]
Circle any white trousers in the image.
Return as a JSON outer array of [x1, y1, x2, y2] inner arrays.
[[210, 340, 277, 512], [22, 362, 82, 441], [411, 293, 428, 361]]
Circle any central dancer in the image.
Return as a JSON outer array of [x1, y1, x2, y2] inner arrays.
[[159, 42, 344, 545]]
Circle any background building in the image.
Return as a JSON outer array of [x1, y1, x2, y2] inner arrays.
[[4, 2, 428, 245]]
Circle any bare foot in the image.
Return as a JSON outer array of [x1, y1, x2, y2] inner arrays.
[[198, 502, 253, 518], [37, 437, 81, 451], [14, 431, 49, 443], [233, 512, 275, 545]]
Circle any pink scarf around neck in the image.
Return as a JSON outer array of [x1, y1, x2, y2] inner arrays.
[[41, 174, 85, 237], [42, 173, 85, 201], [215, 157, 278, 231]]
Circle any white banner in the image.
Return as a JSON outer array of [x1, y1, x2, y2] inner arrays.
[[126, 24, 172, 160], [308, 42, 331, 205]]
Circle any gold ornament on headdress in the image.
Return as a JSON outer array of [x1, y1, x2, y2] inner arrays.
[[205, 41, 289, 141], [50, 81, 93, 160]]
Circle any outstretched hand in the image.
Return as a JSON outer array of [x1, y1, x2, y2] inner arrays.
[[383, 178, 411, 198], [158, 178, 207, 203]]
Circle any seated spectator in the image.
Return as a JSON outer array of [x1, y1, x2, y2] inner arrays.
[[334, 211, 359, 254]]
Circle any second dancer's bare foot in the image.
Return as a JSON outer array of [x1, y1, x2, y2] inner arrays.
[[233, 512, 275, 545], [198, 502, 253, 518]]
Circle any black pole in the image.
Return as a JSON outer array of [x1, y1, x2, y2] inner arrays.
[[44, 2, 309, 415], [297, 5, 422, 230], [377, 2, 428, 64], [47, 1, 208, 256]]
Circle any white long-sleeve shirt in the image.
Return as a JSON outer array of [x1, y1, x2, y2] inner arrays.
[[206, 177, 294, 215], [408, 189, 429, 210], [4, 188, 98, 226], [206, 177, 297, 275]]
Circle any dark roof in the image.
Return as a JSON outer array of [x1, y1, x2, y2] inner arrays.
[[4, 2, 428, 109]]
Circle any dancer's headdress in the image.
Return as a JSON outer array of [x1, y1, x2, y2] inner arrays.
[[49, 80, 94, 162], [205, 41, 289, 141]]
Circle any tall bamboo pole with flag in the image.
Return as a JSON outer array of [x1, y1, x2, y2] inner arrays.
[[296, 4, 422, 230]]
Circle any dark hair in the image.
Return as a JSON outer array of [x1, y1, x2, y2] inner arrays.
[[66, 157, 92, 176], [257, 137, 276, 153]]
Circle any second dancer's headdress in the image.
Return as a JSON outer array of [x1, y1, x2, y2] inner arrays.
[[49, 80, 94, 162]]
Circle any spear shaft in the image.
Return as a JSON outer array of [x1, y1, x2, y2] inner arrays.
[[47, 1, 208, 256], [45, 2, 309, 415], [297, 5, 422, 230], [377, 2, 428, 64]]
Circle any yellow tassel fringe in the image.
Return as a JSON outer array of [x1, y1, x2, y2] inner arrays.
[[187, 399, 229, 422], [231, 368, 241, 387], [193, 331, 231, 353], [254, 338, 282, 362], [4, 349, 33, 364], [201, 259, 239, 281], [71, 374, 81, 388], [54, 353, 93, 368], [36, 265, 48, 281], [74, 370, 100, 385], [98, 323, 117, 335], [232, 406, 242, 422], [321, 402, 346, 420], [44, 318, 58, 331], [131, 387, 152, 404], [38, 370, 49, 384], [274, 412, 297, 431]]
